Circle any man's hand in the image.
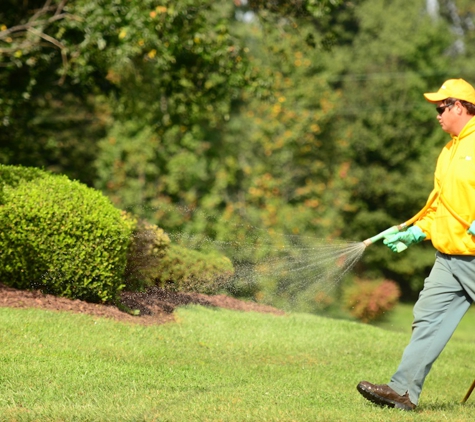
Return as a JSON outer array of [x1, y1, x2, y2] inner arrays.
[[383, 226, 426, 253]]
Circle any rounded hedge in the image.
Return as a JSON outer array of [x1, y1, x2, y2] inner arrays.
[[0, 167, 136, 303]]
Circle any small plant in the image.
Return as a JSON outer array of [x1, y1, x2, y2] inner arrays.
[[153, 243, 234, 294], [124, 217, 171, 291], [122, 219, 234, 295], [0, 167, 136, 303], [342, 278, 401, 323]]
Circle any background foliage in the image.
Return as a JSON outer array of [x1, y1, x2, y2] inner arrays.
[[3, 0, 475, 305]]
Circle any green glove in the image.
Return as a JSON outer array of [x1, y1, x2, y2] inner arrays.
[[468, 221, 475, 236], [383, 226, 426, 253]]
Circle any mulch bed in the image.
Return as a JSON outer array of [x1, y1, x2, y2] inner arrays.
[[0, 283, 284, 326]]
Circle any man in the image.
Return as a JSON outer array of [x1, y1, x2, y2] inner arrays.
[[356, 78, 475, 411]]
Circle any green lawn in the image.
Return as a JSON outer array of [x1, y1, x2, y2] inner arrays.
[[1, 303, 475, 421], [374, 302, 475, 342]]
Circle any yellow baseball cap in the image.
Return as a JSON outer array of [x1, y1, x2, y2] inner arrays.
[[424, 79, 475, 104]]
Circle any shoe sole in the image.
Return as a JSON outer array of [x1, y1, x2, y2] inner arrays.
[[357, 384, 413, 411]]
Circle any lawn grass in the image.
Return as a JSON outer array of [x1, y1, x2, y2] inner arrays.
[[374, 302, 475, 343], [1, 304, 475, 421]]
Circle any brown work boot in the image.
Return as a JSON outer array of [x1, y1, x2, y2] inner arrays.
[[357, 381, 416, 411]]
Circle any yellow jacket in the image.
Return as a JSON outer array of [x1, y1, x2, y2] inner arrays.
[[417, 116, 475, 255]]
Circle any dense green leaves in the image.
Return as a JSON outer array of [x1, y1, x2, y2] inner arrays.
[[0, 166, 135, 302], [0, 0, 251, 184]]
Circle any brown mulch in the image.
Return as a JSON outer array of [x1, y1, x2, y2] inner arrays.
[[0, 283, 284, 326]]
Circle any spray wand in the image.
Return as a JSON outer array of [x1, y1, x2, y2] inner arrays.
[[361, 190, 440, 253], [362, 223, 409, 253]]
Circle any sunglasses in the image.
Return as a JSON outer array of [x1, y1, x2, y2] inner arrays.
[[436, 102, 454, 115]]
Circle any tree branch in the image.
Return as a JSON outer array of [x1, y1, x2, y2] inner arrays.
[[0, 0, 71, 83]]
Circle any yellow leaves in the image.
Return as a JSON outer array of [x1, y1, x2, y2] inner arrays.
[[14, 50, 22, 58], [106, 69, 121, 84], [310, 123, 320, 133], [294, 51, 302, 67], [147, 49, 157, 59], [282, 130, 292, 139], [248, 187, 262, 197], [293, 51, 311, 68], [248, 173, 281, 204], [270, 96, 288, 116], [224, 203, 234, 216], [295, 180, 327, 201], [0, 24, 7, 31], [118, 29, 127, 39], [305, 199, 320, 208], [320, 97, 335, 113], [150, 6, 167, 18], [243, 165, 252, 175]]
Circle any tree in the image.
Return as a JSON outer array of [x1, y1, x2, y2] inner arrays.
[[0, 0, 252, 184], [320, 0, 462, 296]]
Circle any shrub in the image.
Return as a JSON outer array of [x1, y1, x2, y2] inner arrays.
[[0, 169, 136, 303], [122, 220, 234, 295], [124, 218, 171, 291], [153, 243, 234, 294], [0, 164, 48, 204], [342, 278, 401, 323]]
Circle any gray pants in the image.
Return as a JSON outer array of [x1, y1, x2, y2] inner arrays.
[[388, 252, 475, 405]]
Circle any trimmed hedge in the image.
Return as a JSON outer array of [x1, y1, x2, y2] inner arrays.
[[0, 164, 235, 302], [0, 166, 135, 303], [154, 243, 234, 294], [0, 164, 48, 187], [0, 164, 48, 204]]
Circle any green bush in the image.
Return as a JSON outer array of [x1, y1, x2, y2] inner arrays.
[[0, 164, 48, 204], [0, 168, 136, 303], [153, 243, 234, 294], [122, 219, 235, 295], [0, 164, 234, 302], [342, 278, 401, 323], [124, 218, 171, 291]]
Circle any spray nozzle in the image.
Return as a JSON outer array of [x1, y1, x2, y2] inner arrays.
[[362, 224, 408, 253]]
